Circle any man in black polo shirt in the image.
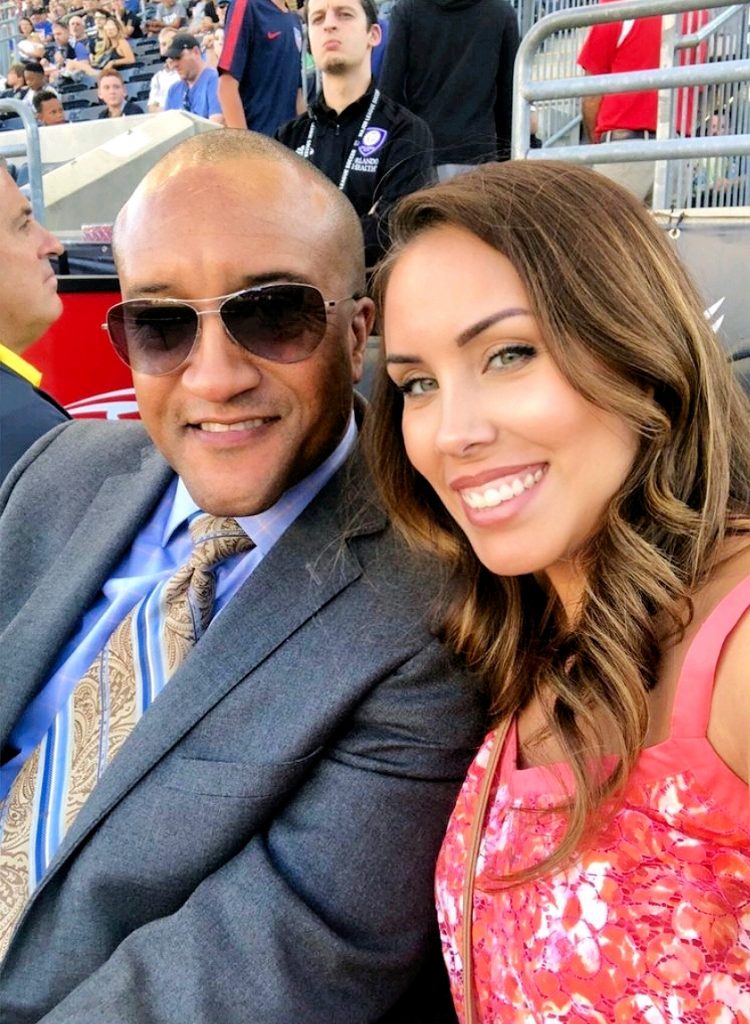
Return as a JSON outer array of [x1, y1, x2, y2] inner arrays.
[[276, 0, 433, 269]]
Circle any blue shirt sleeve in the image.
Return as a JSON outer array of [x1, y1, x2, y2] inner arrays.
[[164, 79, 183, 110]]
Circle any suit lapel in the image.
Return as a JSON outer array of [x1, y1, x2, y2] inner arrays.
[[0, 441, 173, 749], [40, 450, 386, 872]]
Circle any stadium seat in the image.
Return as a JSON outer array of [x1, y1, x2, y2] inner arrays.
[[57, 80, 89, 94], [64, 98, 95, 111], [67, 107, 102, 122]]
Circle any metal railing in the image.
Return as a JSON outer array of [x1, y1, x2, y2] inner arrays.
[[511, 0, 750, 209], [512, 0, 750, 207], [0, 98, 46, 220]]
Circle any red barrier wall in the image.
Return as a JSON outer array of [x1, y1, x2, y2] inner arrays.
[[26, 276, 140, 420]]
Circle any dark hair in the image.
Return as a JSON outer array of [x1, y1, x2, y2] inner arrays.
[[304, 0, 378, 29], [366, 160, 750, 880], [24, 61, 45, 75], [33, 88, 61, 112]]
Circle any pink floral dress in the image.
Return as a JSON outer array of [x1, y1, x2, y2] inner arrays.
[[436, 575, 750, 1023]]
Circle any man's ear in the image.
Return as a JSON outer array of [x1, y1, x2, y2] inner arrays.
[[368, 22, 382, 48], [350, 296, 375, 384]]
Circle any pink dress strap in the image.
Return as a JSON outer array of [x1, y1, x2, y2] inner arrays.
[[670, 572, 750, 737]]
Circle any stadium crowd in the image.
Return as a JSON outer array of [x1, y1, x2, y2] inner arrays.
[[0, 0, 520, 259]]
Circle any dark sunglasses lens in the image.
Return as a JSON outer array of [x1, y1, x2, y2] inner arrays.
[[222, 285, 328, 363], [107, 302, 197, 375]]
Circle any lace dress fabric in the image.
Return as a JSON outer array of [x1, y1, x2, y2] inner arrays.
[[436, 575, 750, 1023]]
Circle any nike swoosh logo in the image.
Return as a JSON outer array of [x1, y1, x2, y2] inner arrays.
[[267, 30, 281, 39]]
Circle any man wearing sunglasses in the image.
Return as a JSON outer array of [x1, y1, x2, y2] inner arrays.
[[0, 132, 483, 1023]]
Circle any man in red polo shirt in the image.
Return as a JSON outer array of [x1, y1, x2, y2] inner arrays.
[[581, 2, 709, 204], [578, 5, 661, 201], [578, 2, 706, 204]]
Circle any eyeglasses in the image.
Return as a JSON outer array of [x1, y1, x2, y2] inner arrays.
[[102, 283, 358, 376]]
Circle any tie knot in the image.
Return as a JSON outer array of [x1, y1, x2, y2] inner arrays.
[[188, 515, 254, 573]]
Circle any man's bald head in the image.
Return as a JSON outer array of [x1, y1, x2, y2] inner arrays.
[[114, 131, 366, 295]]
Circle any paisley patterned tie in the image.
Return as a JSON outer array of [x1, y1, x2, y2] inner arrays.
[[0, 515, 253, 958]]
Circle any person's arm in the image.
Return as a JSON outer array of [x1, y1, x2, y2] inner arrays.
[[147, 69, 163, 111], [494, 7, 520, 160], [31, 637, 482, 1023], [217, 0, 252, 128], [104, 38, 135, 69], [65, 57, 96, 76], [362, 113, 434, 269], [377, 2, 408, 106], [217, 72, 246, 128], [577, 20, 619, 145], [205, 70, 225, 124], [581, 91, 602, 143]]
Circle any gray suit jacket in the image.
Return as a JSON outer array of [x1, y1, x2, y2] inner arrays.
[[0, 420, 485, 1024]]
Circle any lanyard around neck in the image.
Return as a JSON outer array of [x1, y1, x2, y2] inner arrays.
[[303, 88, 380, 193]]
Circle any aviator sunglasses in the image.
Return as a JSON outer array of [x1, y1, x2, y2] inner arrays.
[[102, 282, 359, 376]]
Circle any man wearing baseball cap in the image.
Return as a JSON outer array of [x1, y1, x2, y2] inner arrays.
[[163, 31, 223, 122]]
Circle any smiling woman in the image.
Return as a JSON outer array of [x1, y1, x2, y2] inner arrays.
[[365, 160, 750, 1023]]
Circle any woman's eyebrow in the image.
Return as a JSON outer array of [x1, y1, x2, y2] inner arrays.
[[455, 308, 532, 348], [385, 307, 533, 365]]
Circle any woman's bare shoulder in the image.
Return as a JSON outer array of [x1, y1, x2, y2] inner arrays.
[[704, 537, 750, 788]]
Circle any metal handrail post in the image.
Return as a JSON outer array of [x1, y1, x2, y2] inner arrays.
[[653, 13, 677, 209], [0, 97, 45, 223]]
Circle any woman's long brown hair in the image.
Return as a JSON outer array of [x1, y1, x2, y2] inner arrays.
[[365, 160, 750, 880]]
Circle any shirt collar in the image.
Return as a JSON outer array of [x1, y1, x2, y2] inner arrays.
[[165, 410, 358, 550], [0, 342, 42, 387], [312, 79, 376, 126]]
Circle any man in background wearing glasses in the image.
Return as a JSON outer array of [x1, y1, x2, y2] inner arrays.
[[0, 132, 482, 1023]]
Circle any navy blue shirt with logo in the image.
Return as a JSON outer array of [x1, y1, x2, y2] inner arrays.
[[219, 0, 300, 136], [276, 82, 434, 268]]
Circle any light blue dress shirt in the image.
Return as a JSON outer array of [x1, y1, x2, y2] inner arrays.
[[0, 415, 357, 800]]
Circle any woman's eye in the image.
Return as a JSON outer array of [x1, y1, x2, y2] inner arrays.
[[487, 344, 536, 370], [394, 376, 437, 397]]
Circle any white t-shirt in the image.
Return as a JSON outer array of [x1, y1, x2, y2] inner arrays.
[[148, 66, 180, 109]]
